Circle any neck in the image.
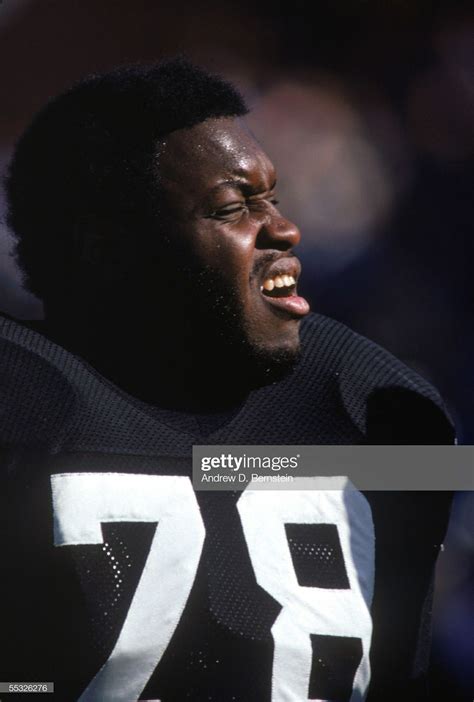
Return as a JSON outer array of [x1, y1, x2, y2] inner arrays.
[[43, 310, 252, 412]]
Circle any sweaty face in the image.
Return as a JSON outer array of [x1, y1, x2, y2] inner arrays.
[[157, 117, 310, 373]]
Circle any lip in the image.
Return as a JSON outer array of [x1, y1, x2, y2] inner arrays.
[[257, 255, 310, 318], [261, 256, 302, 283]]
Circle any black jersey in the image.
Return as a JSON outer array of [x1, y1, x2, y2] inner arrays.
[[0, 313, 453, 702]]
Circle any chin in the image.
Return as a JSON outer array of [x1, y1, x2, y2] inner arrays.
[[243, 336, 301, 388]]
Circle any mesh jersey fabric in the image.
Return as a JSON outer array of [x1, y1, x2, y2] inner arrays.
[[0, 313, 454, 702]]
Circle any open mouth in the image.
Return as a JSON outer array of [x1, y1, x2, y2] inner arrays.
[[261, 274, 297, 298], [259, 268, 310, 317]]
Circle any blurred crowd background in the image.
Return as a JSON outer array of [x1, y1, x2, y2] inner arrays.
[[0, 0, 472, 698]]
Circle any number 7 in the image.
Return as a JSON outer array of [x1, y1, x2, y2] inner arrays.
[[51, 473, 205, 702]]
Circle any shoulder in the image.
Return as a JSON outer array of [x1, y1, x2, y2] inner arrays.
[[0, 316, 79, 448], [300, 313, 442, 402], [298, 314, 454, 443], [0, 316, 192, 456]]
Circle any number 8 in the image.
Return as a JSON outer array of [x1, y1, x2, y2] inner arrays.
[[237, 483, 375, 702]]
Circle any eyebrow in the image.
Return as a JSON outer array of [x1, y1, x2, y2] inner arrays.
[[209, 177, 278, 196]]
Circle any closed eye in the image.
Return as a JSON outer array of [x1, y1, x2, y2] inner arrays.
[[207, 195, 279, 220], [208, 203, 248, 221]]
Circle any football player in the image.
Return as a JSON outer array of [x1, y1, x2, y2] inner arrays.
[[0, 58, 453, 701]]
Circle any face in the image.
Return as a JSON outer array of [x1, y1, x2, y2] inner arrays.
[[156, 117, 310, 368]]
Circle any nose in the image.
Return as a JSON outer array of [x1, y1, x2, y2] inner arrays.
[[256, 208, 301, 251]]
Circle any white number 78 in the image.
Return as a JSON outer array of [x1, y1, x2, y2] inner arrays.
[[52, 473, 374, 702]]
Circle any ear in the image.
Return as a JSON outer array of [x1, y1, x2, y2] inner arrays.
[[72, 215, 134, 269]]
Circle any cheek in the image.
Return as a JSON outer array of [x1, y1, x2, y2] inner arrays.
[[199, 227, 257, 282]]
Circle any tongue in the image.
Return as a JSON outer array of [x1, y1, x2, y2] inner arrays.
[[284, 295, 310, 315], [266, 293, 310, 316]]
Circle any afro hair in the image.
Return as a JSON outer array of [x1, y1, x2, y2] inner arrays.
[[5, 57, 248, 303]]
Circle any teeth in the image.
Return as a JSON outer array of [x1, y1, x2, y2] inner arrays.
[[274, 276, 285, 288], [261, 273, 297, 292]]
